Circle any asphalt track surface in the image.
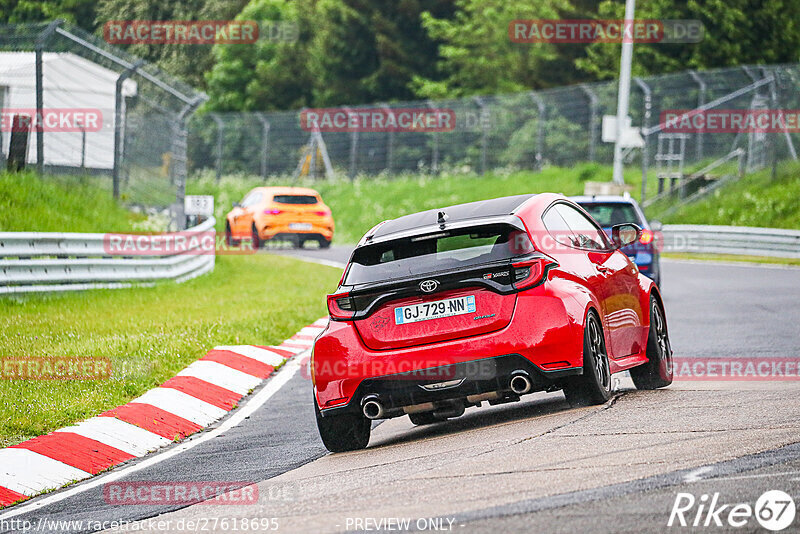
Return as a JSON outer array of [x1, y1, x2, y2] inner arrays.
[[1, 247, 799, 533]]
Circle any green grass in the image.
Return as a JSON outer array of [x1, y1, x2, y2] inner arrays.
[[660, 161, 800, 229], [0, 171, 146, 232], [189, 159, 800, 244], [188, 163, 649, 244], [0, 254, 340, 447]]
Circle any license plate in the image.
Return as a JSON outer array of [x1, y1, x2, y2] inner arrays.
[[289, 223, 312, 230], [394, 295, 476, 325]]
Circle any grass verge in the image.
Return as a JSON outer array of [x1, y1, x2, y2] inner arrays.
[[0, 171, 146, 232], [0, 254, 341, 448]]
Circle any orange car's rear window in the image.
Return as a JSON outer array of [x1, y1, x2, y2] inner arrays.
[[273, 195, 318, 205]]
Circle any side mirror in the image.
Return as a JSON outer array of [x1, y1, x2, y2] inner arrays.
[[611, 223, 642, 249], [650, 219, 663, 231]]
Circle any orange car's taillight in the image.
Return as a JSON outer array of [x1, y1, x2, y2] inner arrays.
[[313, 210, 330, 216], [327, 292, 355, 320], [264, 209, 283, 215]]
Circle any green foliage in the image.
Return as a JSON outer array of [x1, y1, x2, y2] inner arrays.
[[576, 0, 800, 80], [187, 164, 648, 244], [94, 0, 249, 89], [0, 0, 97, 29], [662, 161, 800, 229], [412, 0, 573, 97]]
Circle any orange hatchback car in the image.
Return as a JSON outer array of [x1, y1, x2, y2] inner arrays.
[[224, 187, 334, 248]]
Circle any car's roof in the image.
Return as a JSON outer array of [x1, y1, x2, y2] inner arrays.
[[371, 194, 537, 239], [250, 186, 321, 196], [570, 194, 639, 205]]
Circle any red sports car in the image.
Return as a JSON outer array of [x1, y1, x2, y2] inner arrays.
[[312, 194, 673, 452]]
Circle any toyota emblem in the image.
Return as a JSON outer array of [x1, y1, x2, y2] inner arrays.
[[419, 279, 439, 293]]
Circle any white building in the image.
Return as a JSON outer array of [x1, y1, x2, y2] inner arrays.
[[0, 51, 137, 170]]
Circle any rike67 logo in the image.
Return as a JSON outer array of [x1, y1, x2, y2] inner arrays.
[[669, 490, 796, 531]]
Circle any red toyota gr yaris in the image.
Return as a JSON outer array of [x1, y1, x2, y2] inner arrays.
[[312, 193, 673, 452]]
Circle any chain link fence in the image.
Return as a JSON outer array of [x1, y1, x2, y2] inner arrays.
[[1, 20, 798, 210], [188, 63, 800, 200], [0, 21, 206, 217]]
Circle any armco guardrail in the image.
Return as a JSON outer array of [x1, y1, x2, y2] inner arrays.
[[661, 224, 800, 259], [0, 218, 216, 295]]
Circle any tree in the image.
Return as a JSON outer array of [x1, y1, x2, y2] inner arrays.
[[576, 0, 800, 80], [0, 0, 97, 29], [94, 0, 249, 89], [411, 0, 575, 98]]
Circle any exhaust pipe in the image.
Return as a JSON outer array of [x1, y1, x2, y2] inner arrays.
[[509, 371, 532, 395], [362, 397, 385, 420]]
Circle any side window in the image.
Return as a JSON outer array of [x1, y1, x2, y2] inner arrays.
[[241, 191, 264, 208], [542, 206, 579, 248], [555, 204, 610, 250]]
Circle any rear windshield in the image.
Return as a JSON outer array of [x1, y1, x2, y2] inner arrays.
[[578, 202, 641, 228], [345, 224, 533, 285], [272, 195, 318, 205]]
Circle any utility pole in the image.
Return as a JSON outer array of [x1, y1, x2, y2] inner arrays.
[[612, 0, 636, 185]]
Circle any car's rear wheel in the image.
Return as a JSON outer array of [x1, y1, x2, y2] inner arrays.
[[408, 412, 441, 426], [315, 402, 371, 452], [630, 296, 673, 389], [250, 224, 262, 250], [563, 311, 612, 408], [318, 237, 332, 249]]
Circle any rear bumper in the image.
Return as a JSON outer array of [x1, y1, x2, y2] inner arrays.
[[259, 219, 334, 241], [318, 354, 581, 417], [313, 285, 587, 412]]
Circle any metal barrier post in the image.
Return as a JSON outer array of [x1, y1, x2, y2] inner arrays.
[[634, 78, 652, 203], [688, 71, 707, 162], [34, 20, 63, 174], [580, 85, 599, 162], [113, 59, 144, 199], [210, 114, 224, 182], [529, 92, 546, 171], [257, 113, 270, 179], [473, 97, 488, 174]]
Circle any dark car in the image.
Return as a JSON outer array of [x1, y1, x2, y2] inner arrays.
[[571, 195, 661, 286], [312, 193, 672, 452]]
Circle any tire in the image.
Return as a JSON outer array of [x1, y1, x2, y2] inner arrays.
[[408, 412, 440, 426], [562, 311, 612, 408], [314, 402, 371, 452], [630, 296, 673, 389], [224, 222, 238, 246], [250, 224, 262, 250], [318, 237, 332, 249]]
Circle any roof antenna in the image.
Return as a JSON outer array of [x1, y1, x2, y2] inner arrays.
[[437, 210, 449, 228]]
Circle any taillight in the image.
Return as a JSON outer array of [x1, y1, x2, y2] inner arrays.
[[327, 292, 355, 320], [264, 209, 283, 215], [640, 229, 654, 245], [313, 210, 330, 216], [512, 257, 556, 290]]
